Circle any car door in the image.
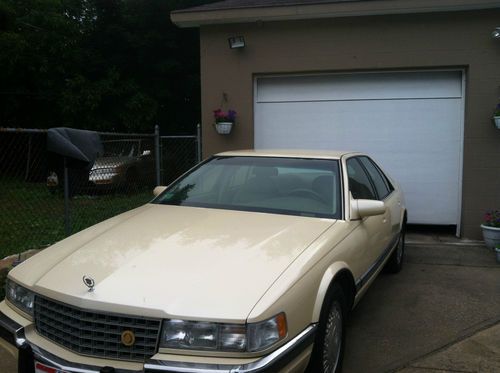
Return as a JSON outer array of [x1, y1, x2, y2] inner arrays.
[[346, 156, 393, 286]]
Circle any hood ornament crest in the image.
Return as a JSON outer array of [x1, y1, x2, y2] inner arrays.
[[121, 330, 136, 347], [82, 275, 95, 292]]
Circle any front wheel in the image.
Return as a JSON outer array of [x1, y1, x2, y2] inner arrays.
[[307, 283, 346, 373]]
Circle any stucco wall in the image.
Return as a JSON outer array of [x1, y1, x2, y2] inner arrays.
[[199, 10, 500, 239]]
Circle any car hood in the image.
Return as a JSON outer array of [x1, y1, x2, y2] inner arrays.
[[11, 204, 335, 322], [91, 156, 134, 169]]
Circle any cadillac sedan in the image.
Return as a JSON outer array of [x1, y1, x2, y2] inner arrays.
[[1, 150, 406, 373]]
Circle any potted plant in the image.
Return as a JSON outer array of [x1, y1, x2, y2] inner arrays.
[[493, 104, 500, 129], [481, 210, 500, 249], [213, 109, 236, 135]]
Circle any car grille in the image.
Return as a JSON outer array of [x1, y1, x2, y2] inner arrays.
[[34, 296, 161, 361]]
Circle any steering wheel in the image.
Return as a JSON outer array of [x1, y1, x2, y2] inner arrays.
[[288, 188, 325, 203]]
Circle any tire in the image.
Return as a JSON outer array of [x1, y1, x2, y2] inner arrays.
[[307, 283, 347, 373], [385, 220, 406, 273]]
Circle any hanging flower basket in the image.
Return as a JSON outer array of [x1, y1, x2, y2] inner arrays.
[[493, 104, 500, 129], [214, 121, 234, 135], [213, 109, 236, 135], [493, 116, 500, 129]]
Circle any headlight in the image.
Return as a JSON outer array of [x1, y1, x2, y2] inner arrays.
[[247, 313, 288, 352], [5, 279, 35, 316], [160, 313, 287, 352]]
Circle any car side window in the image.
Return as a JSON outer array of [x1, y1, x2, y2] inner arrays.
[[346, 158, 376, 200], [358, 157, 391, 199]]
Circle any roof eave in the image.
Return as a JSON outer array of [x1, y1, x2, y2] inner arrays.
[[170, 0, 500, 28]]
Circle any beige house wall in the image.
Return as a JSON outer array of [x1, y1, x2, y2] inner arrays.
[[199, 10, 500, 239]]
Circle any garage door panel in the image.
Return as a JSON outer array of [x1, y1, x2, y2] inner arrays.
[[403, 181, 458, 224], [257, 71, 462, 103], [255, 72, 463, 225]]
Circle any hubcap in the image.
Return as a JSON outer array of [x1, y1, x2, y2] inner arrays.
[[322, 302, 343, 372]]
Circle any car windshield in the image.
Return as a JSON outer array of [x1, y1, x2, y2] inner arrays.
[[153, 156, 342, 219], [102, 140, 140, 157]]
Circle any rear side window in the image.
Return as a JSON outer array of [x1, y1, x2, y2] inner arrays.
[[358, 157, 392, 199], [346, 158, 376, 200]]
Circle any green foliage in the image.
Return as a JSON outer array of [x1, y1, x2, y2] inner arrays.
[[0, 178, 153, 258], [0, 267, 7, 300], [0, 0, 215, 133]]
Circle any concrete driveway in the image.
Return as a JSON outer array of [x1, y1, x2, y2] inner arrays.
[[343, 237, 500, 372], [1, 237, 499, 372]]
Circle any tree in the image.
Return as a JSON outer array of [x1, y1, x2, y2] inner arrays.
[[0, 0, 215, 133]]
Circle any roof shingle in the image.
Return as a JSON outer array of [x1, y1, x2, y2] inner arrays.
[[171, 0, 500, 27], [173, 0, 366, 13]]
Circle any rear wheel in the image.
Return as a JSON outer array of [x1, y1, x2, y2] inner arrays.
[[307, 283, 347, 373]]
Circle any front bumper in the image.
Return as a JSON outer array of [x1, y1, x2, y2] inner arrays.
[[0, 310, 316, 373]]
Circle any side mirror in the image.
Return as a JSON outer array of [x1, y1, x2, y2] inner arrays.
[[153, 186, 167, 197], [351, 199, 386, 219]]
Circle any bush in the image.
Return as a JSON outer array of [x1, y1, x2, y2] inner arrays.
[[0, 267, 8, 301]]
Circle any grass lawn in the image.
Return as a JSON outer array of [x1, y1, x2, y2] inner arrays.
[[0, 179, 152, 259]]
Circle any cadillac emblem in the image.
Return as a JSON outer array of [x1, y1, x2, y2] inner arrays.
[[121, 330, 136, 347], [82, 275, 95, 292]]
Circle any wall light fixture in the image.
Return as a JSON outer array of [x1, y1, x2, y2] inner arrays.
[[228, 36, 245, 49]]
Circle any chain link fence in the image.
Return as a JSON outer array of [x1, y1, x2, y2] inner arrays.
[[0, 126, 200, 260], [160, 131, 201, 185]]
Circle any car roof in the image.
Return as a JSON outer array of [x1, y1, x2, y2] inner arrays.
[[215, 149, 359, 160]]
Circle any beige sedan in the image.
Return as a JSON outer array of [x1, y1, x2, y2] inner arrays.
[[1, 150, 406, 373]]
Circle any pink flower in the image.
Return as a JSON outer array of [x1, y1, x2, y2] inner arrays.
[[213, 108, 237, 123], [484, 210, 500, 227]]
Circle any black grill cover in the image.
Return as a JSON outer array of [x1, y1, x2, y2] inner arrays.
[[47, 127, 103, 170]]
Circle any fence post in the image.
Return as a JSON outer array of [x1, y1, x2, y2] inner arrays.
[[25, 134, 32, 181], [196, 123, 202, 163], [155, 124, 161, 186]]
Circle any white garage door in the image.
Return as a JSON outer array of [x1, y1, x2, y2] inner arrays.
[[254, 71, 464, 225]]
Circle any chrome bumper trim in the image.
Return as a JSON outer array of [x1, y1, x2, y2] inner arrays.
[[144, 324, 317, 373], [0, 308, 317, 373], [0, 310, 25, 347], [30, 342, 137, 373]]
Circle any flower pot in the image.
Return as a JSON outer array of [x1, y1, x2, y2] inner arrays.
[[481, 224, 500, 250], [493, 116, 500, 129], [214, 122, 233, 135], [495, 247, 500, 264]]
